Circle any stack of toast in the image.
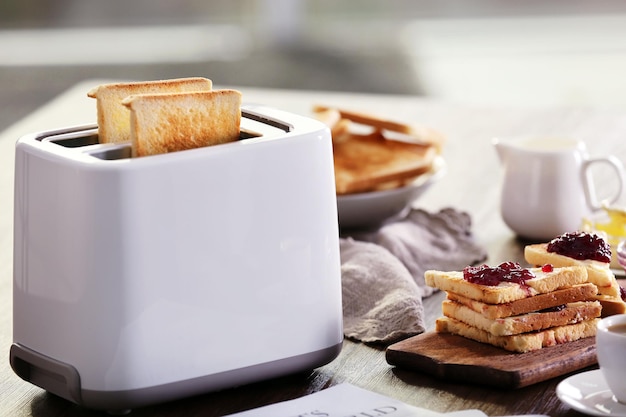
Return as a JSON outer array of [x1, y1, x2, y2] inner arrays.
[[426, 263, 601, 353], [426, 232, 625, 353], [312, 105, 444, 195], [88, 78, 242, 157]]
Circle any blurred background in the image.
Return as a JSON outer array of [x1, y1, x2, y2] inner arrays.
[[3, 0, 626, 132]]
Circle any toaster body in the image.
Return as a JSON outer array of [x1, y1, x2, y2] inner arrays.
[[11, 104, 343, 412]]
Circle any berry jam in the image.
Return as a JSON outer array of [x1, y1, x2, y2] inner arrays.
[[539, 304, 566, 313], [541, 264, 554, 273], [620, 286, 626, 302], [463, 262, 535, 286], [546, 231, 611, 263]]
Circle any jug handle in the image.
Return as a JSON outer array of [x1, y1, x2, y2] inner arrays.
[[582, 155, 625, 211]]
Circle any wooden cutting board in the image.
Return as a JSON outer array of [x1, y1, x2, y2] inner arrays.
[[386, 331, 597, 389]]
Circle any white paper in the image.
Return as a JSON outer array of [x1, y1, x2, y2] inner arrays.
[[225, 383, 484, 417]]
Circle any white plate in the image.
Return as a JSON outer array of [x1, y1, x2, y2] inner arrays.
[[336, 156, 446, 229], [556, 369, 626, 416]]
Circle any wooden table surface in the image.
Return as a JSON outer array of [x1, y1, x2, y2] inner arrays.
[[2, 81, 626, 416]]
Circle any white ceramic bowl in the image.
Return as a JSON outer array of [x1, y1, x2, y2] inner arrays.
[[336, 156, 446, 229]]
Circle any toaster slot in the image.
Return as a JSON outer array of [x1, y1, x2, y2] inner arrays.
[[41, 128, 99, 148], [89, 144, 132, 160], [86, 127, 262, 160], [85, 126, 265, 160], [32, 107, 295, 161], [242, 109, 292, 133], [239, 129, 261, 139]]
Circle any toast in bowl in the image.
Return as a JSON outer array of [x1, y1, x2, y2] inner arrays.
[[312, 105, 444, 195], [333, 131, 438, 195]]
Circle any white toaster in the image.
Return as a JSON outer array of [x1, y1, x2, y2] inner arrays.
[[11, 104, 343, 412]]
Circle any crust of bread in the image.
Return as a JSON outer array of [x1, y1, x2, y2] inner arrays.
[[313, 105, 415, 134], [87, 77, 213, 144], [318, 110, 352, 143], [596, 295, 626, 317], [435, 316, 599, 353], [446, 283, 598, 319], [424, 266, 588, 304], [524, 243, 615, 292], [312, 105, 445, 149], [122, 89, 241, 157], [442, 300, 601, 336], [332, 131, 437, 194]]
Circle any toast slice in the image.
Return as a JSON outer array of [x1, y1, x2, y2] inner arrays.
[[425, 265, 588, 304], [312, 107, 351, 140], [525, 243, 616, 293], [435, 316, 599, 353], [595, 295, 626, 316], [446, 283, 598, 319], [122, 89, 242, 157], [525, 242, 626, 316], [332, 131, 437, 194], [442, 300, 601, 336], [87, 77, 213, 144], [312, 105, 445, 150]]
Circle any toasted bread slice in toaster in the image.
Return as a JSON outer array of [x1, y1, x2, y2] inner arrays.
[[332, 131, 437, 195], [445, 282, 598, 319], [435, 316, 599, 353], [87, 77, 213, 144], [425, 265, 588, 304], [122, 89, 242, 157]]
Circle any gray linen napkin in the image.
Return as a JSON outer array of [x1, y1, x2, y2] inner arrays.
[[341, 239, 426, 344], [341, 207, 487, 344]]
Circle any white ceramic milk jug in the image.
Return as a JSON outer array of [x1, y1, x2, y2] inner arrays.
[[493, 137, 625, 241]]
